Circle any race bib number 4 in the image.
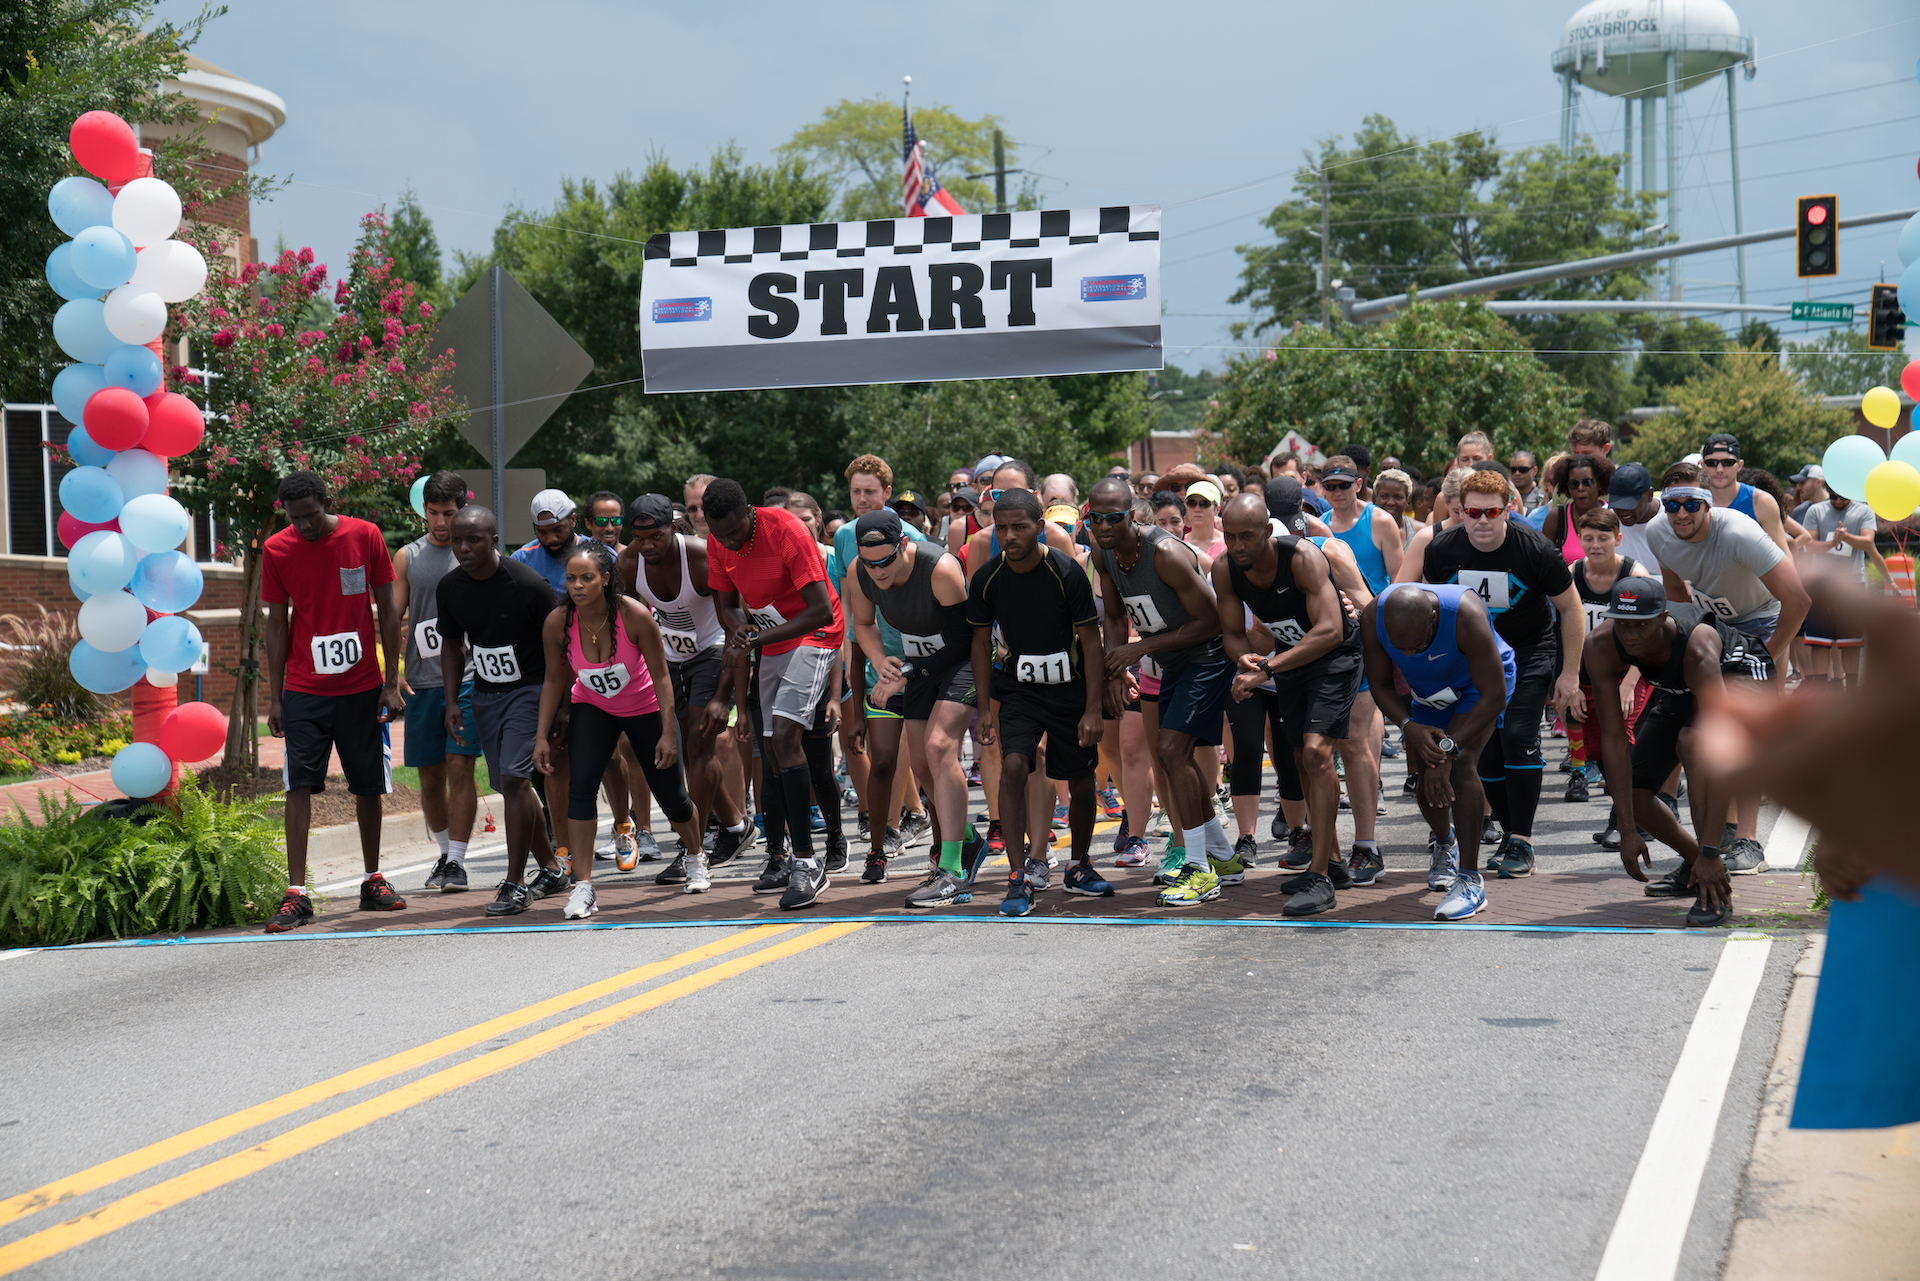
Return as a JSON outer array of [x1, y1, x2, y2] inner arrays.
[[472, 643, 522, 683], [1015, 652, 1074, 685], [413, 618, 442, 658], [899, 631, 945, 659], [1122, 594, 1169, 634], [747, 603, 788, 632], [310, 631, 363, 675], [1687, 584, 1739, 620], [1457, 569, 1510, 611], [579, 662, 630, 698], [659, 627, 701, 661]]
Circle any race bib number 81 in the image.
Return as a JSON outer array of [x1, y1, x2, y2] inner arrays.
[[1016, 652, 1074, 685], [1122, 594, 1169, 634], [310, 631, 362, 675]]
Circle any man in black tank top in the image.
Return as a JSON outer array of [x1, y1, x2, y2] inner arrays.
[[1584, 577, 1775, 927], [1213, 493, 1362, 915]]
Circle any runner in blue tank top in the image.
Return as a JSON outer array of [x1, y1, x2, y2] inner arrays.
[[1362, 583, 1516, 923], [1701, 432, 1789, 552]]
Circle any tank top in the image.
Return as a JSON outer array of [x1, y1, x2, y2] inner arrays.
[[1729, 482, 1756, 520], [1376, 583, 1515, 712], [1571, 555, 1638, 635], [1330, 502, 1391, 595], [1612, 603, 1723, 697], [1226, 535, 1359, 653], [402, 535, 469, 686], [568, 607, 660, 716], [857, 543, 953, 665], [630, 534, 726, 664], [1097, 525, 1223, 672]]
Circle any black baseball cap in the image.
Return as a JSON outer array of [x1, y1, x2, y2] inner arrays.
[[854, 509, 903, 547], [888, 490, 927, 515], [628, 493, 674, 528], [1702, 433, 1741, 460], [1320, 462, 1361, 483], [1603, 576, 1668, 619], [1264, 476, 1308, 535], [951, 486, 980, 509], [1607, 463, 1653, 511]]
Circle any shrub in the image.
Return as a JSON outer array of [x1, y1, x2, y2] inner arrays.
[[0, 607, 104, 722], [0, 710, 135, 776], [0, 777, 288, 948]]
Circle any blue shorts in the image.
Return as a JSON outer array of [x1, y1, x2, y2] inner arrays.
[[403, 682, 482, 766], [1154, 656, 1233, 745]]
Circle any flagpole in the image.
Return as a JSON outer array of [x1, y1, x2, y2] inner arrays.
[[903, 74, 911, 127]]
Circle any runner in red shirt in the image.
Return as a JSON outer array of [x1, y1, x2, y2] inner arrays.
[[259, 471, 406, 932], [698, 479, 844, 909]]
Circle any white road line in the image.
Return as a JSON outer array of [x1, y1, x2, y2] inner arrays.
[[1762, 809, 1812, 873], [0, 948, 37, 962], [1593, 935, 1773, 1281]]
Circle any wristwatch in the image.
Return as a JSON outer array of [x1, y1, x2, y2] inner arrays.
[[1435, 735, 1459, 756]]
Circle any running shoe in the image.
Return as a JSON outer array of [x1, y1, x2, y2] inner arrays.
[[899, 810, 932, 848], [1565, 771, 1589, 804], [1493, 836, 1535, 879], [1722, 837, 1768, 875], [1153, 846, 1187, 886], [1434, 869, 1486, 921], [1113, 836, 1149, 867], [359, 873, 406, 912], [1338, 791, 1351, 813], [1281, 872, 1337, 918], [1111, 810, 1132, 852], [654, 852, 688, 886], [961, 826, 988, 881], [1063, 862, 1115, 897], [781, 860, 826, 910], [1233, 833, 1259, 870], [1280, 824, 1313, 871], [1050, 801, 1070, 830], [809, 805, 826, 833], [823, 833, 849, 874], [1024, 855, 1053, 895], [1644, 863, 1693, 898], [425, 856, 467, 892], [684, 849, 712, 894], [906, 868, 972, 908], [1427, 836, 1459, 892], [485, 880, 533, 917], [1656, 792, 1680, 822], [1270, 810, 1289, 842], [563, 881, 598, 919], [883, 827, 904, 859], [857, 812, 871, 843], [611, 822, 635, 865], [985, 819, 1005, 855], [1147, 808, 1172, 838], [1404, 770, 1419, 794], [1720, 821, 1738, 851], [965, 762, 982, 787], [634, 829, 662, 862], [527, 865, 570, 899], [1098, 784, 1124, 819], [1480, 816, 1501, 848], [1157, 864, 1222, 907], [862, 854, 889, 884], [1209, 847, 1249, 886], [1686, 893, 1732, 928], [264, 890, 313, 933], [1347, 845, 1384, 887], [1594, 821, 1622, 851], [1558, 754, 1577, 774], [998, 874, 1035, 917], [752, 856, 789, 894], [710, 821, 752, 867], [1381, 736, 1401, 759]]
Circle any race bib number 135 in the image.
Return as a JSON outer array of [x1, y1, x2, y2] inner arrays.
[[472, 644, 522, 683]]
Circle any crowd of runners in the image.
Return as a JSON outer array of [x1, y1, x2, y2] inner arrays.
[[256, 418, 1888, 932]]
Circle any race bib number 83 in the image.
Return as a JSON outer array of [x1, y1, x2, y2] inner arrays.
[[310, 631, 362, 675], [1016, 652, 1074, 685]]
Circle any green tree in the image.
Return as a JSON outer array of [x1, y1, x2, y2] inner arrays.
[[385, 183, 446, 310], [0, 0, 264, 401], [1147, 363, 1222, 436], [1621, 344, 1855, 483], [778, 95, 1005, 221], [1203, 301, 1583, 481], [1785, 326, 1907, 398]]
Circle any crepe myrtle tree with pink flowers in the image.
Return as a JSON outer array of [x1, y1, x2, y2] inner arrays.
[[166, 211, 460, 770]]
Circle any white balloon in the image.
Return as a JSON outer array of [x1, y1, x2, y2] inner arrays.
[[103, 284, 168, 344], [146, 666, 180, 687], [105, 448, 168, 500], [77, 590, 149, 652], [129, 239, 208, 303], [111, 177, 183, 247]]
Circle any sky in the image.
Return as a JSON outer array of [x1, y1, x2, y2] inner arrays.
[[165, 0, 1920, 371]]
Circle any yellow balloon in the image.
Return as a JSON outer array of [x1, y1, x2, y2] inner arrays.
[[1863, 459, 1920, 520], [1862, 385, 1902, 429]]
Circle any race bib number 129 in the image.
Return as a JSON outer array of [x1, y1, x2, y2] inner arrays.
[[310, 631, 363, 675], [659, 627, 700, 660]]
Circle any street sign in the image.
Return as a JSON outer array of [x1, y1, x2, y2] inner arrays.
[[1790, 300, 1854, 323]]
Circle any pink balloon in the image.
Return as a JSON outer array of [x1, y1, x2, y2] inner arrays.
[[83, 386, 148, 450], [156, 701, 227, 763], [1902, 360, 1920, 403], [140, 392, 205, 456], [70, 111, 140, 185], [56, 511, 119, 550]]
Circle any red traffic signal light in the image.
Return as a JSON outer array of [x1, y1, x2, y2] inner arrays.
[[1797, 195, 1838, 278]]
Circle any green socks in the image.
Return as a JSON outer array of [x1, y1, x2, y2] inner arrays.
[[939, 838, 965, 875]]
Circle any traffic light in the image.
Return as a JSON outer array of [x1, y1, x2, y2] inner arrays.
[[1797, 195, 1838, 278], [1868, 282, 1905, 352]]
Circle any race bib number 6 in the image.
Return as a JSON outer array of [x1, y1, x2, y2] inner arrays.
[[310, 631, 362, 675], [472, 643, 522, 683], [413, 618, 442, 657], [579, 662, 630, 697], [1016, 651, 1074, 685]]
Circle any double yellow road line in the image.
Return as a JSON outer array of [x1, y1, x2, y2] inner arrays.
[[0, 920, 865, 1275]]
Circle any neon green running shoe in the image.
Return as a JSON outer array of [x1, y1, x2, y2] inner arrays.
[[1157, 865, 1221, 907], [1153, 845, 1187, 886], [1208, 849, 1248, 886]]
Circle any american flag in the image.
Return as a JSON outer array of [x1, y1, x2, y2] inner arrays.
[[902, 110, 966, 218]]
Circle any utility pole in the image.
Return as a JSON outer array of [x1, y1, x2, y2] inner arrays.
[[1320, 168, 1332, 326], [993, 130, 1006, 213]]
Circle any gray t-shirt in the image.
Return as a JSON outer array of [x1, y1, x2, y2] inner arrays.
[[1804, 499, 1876, 581], [1645, 506, 1784, 626]]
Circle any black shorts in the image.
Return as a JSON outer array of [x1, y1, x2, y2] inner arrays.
[[903, 665, 975, 721], [473, 684, 542, 782], [996, 687, 1099, 782], [670, 648, 725, 714], [1630, 689, 1695, 792], [280, 685, 392, 796], [1273, 645, 1361, 749], [1802, 604, 1865, 648]]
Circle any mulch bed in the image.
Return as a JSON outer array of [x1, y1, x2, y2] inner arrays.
[[200, 763, 421, 829]]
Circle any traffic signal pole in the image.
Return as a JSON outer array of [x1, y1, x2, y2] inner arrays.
[[1726, 67, 1747, 304]]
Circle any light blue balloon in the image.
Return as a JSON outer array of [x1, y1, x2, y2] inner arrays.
[[1823, 434, 1887, 500], [138, 615, 202, 673], [1902, 260, 1920, 324], [119, 493, 189, 553], [103, 344, 162, 397], [64, 424, 115, 469], [69, 225, 137, 290], [59, 465, 124, 524], [130, 550, 203, 614], [1900, 212, 1920, 271], [110, 742, 173, 798], [48, 176, 116, 236], [52, 363, 108, 424], [53, 298, 115, 364], [70, 639, 147, 695], [1892, 431, 1920, 473], [45, 243, 98, 302], [68, 529, 140, 594]]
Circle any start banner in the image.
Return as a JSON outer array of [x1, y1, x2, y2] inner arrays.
[[639, 205, 1161, 393]]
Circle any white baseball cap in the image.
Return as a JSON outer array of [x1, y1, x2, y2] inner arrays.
[[530, 489, 575, 526]]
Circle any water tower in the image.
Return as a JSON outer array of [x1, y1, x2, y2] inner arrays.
[[1551, 0, 1756, 302]]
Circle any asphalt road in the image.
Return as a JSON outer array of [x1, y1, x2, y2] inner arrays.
[[1, 916, 1799, 1280]]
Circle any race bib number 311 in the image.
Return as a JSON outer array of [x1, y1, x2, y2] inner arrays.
[[1015, 652, 1074, 685], [310, 631, 363, 675]]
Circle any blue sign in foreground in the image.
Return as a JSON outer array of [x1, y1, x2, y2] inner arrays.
[[1792, 875, 1920, 1129]]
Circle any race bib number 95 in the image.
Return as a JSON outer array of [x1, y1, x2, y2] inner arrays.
[[1016, 652, 1074, 685], [310, 631, 363, 675], [579, 663, 629, 698]]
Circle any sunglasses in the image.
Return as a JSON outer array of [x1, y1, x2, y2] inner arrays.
[[1321, 480, 1354, 492], [1663, 498, 1708, 514], [1568, 476, 1597, 489], [1185, 497, 1214, 508], [1702, 457, 1740, 469], [1510, 464, 1535, 474], [589, 515, 623, 527], [859, 547, 903, 569], [949, 501, 974, 514], [1086, 509, 1130, 526], [1459, 505, 1506, 521], [989, 488, 1026, 501]]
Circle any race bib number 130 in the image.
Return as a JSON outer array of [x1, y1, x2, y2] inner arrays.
[[310, 631, 363, 675]]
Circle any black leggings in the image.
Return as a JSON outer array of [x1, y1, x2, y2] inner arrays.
[[1224, 686, 1302, 802], [566, 701, 694, 825]]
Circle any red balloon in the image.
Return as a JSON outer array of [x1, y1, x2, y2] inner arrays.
[[56, 511, 119, 549], [83, 386, 149, 450], [1902, 360, 1920, 403], [140, 392, 205, 456], [70, 111, 140, 185], [156, 701, 227, 764]]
